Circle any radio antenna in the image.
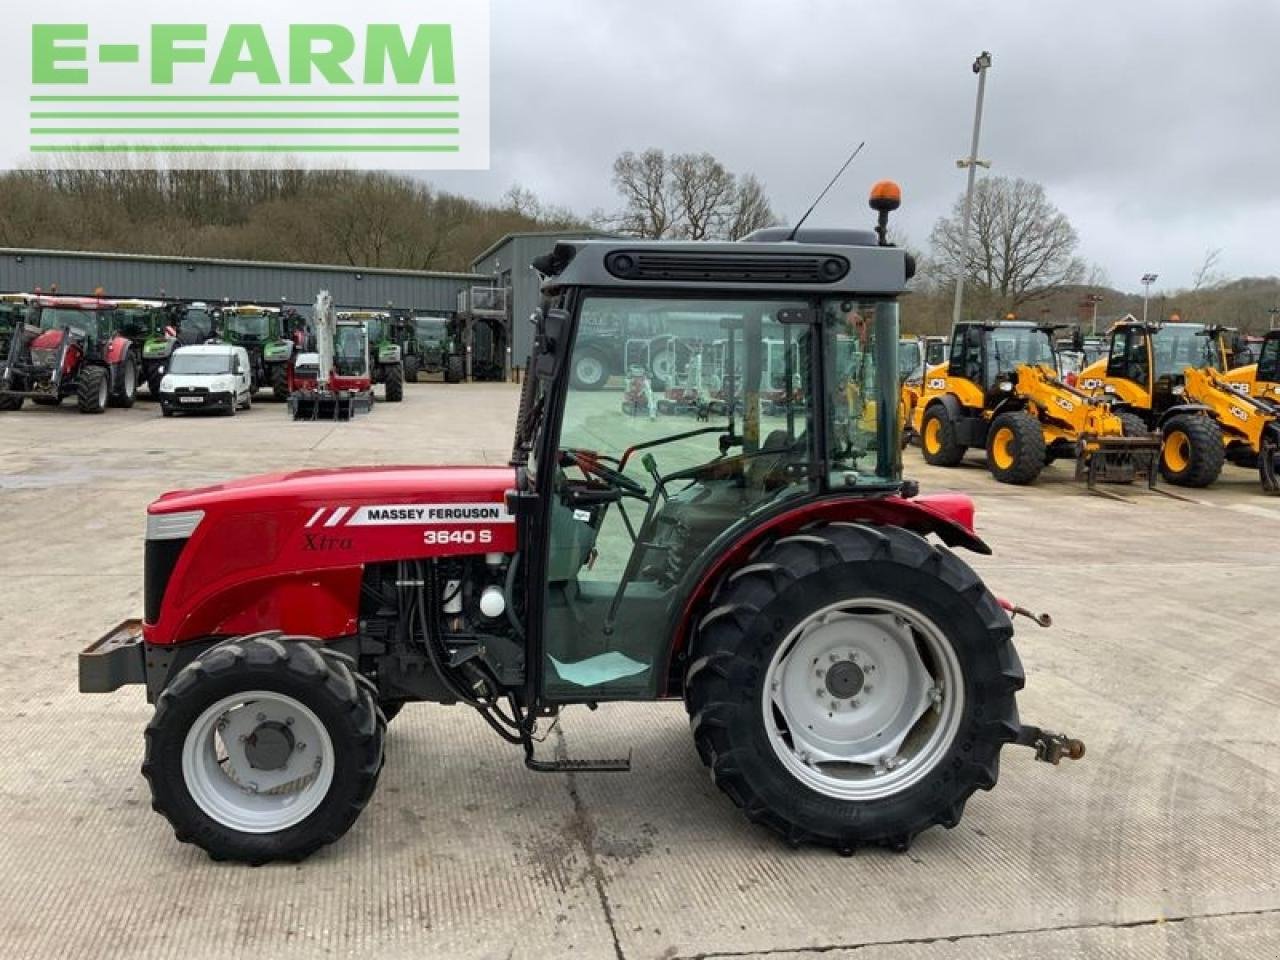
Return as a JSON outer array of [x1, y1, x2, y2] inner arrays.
[[785, 141, 866, 241]]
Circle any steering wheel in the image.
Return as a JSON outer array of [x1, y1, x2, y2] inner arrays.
[[561, 449, 647, 496]]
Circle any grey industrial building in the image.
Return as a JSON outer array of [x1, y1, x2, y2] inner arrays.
[[470, 230, 614, 367], [0, 247, 478, 314]]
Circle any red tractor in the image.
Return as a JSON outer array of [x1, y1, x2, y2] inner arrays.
[[79, 185, 1083, 864], [0, 294, 139, 413]]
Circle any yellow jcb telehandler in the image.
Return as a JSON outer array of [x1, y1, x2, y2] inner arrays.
[[1078, 320, 1280, 492], [1225, 329, 1280, 405], [912, 321, 1159, 486]]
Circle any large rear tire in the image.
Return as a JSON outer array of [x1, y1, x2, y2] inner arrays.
[[384, 364, 404, 402], [920, 404, 965, 466], [143, 634, 385, 864], [986, 411, 1045, 485], [77, 366, 109, 414], [686, 522, 1023, 852], [569, 348, 609, 391], [1159, 414, 1223, 488]]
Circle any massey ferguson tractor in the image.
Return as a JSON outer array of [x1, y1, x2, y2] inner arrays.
[[78, 184, 1083, 864], [0, 294, 139, 413]]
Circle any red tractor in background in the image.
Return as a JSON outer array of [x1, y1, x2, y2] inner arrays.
[[0, 294, 139, 413], [79, 185, 1083, 865]]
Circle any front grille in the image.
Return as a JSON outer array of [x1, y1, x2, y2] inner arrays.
[[29, 348, 56, 368], [173, 386, 209, 395], [144, 538, 187, 623], [605, 251, 849, 284]]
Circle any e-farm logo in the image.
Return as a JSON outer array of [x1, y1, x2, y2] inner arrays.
[[5, 1, 489, 170]]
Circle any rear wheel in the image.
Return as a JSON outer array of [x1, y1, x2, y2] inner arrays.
[[109, 355, 137, 408], [444, 354, 465, 384], [0, 394, 22, 411], [920, 404, 965, 466], [986, 411, 1045, 484], [143, 634, 385, 864], [649, 346, 676, 392], [1160, 415, 1223, 487], [570, 348, 609, 391], [686, 523, 1022, 852], [77, 366, 109, 414], [384, 364, 404, 402]]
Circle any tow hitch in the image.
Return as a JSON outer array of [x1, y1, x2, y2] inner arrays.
[[1015, 725, 1086, 764], [999, 598, 1053, 628]]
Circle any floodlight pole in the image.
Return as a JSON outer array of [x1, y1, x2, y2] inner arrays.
[[1141, 273, 1158, 324], [952, 51, 993, 329]]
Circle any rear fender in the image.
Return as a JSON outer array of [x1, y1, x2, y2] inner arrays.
[[663, 493, 989, 695], [104, 336, 130, 365], [1157, 404, 1213, 428]]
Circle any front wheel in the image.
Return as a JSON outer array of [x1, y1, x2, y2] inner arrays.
[[109, 355, 137, 408], [270, 365, 290, 401], [143, 634, 385, 864], [986, 411, 1045, 485], [77, 366, 109, 414], [686, 522, 1023, 852], [383, 364, 404, 402], [444, 354, 465, 384], [403, 356, 420, 383], [920, 404, 965, 466], [1160, 414, 1224, 487]]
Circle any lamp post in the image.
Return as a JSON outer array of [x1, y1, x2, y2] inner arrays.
[[951, 51, 993, 328], [1141, 273, 1158, 324], [1085, 294, 1103, 335], [1268, 306, 1280, 331]]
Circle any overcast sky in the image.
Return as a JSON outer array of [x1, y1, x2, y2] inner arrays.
[[425, 0, 1280, 295]]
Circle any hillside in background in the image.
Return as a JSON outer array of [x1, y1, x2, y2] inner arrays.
[[0, 170, 584, 275]]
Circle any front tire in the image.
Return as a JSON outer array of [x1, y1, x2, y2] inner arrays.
[[986, 411, 1045, 485], [0, 394, 23, 411], [686, 523, 1023, 852], [77, 366, 109, 414], [384, 364, 404, 402], [444, 354, 465, 384], [404, 355, 420, 383], [920, 404, 965, 466], [1160, 414, 1223, 487], [143, 634, 385, 864], [270, 365, 290, 401], [109, 355, 137, 408]]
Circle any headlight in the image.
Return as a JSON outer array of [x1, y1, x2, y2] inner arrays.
[[1103, 384, 1116, 394], [999, 381, 1014, 392], [160, 376, 173, 391], [1171, 384, 1185, 397], [146, 510, 204, 540]]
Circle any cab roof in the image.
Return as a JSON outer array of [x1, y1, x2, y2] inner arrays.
[[536, 234, 912, 297]]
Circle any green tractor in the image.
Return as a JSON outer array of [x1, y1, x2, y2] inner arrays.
[[412, 311, 467, 383], [337, 310, 404, 402], [112, 299, 178, 398], [214, 304, 300, 399]]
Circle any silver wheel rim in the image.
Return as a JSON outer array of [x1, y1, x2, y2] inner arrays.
[[575, 355, 604, 386], [762, 598, 964, 801], [124, 360, 135, 397], [182, 690, 335, 833], [97, 376, 108, 408], [651, 349, 675, 381]]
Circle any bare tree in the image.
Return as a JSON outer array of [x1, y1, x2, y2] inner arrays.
[[1191, 247, 1226, 291], [725, 174, 778, 240], [609, 148, 777, 241], [930, 176, 1085, 315], [611, 149, 674, 238]]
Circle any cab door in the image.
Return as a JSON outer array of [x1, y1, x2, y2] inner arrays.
[[1104, 327, 1154, 409]]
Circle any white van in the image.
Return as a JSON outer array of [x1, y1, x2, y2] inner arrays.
[[159, 344, 254, 417]]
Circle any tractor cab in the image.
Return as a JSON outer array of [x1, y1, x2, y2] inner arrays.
[[1082, 320, 1227, 410], [216, 304, 296, 397], [176, 302, 215, 346], [1226, 330, 1280, 405], [113, 299, 175, 397], [514, 237, 909, 702], [943, 321, 1057, 404]]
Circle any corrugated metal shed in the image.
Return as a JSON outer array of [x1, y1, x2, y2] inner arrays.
[[470, 230, 615, 367], [0, 247, 480, 313]]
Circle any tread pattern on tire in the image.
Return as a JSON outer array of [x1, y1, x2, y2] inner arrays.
[[384, 364, 404, 402], [109, 355, 136, 408], [142, 632, 385, 864], [444, 354, 465, 384], [987, 410, 1046, 485], [270, 365, 290, 401], [1118, 411, 1156, 476], [1160, 414, 1224, 488], [684, 522, 1023, 853], [76, 366, 108, 414], [921, 404, 966, 466]]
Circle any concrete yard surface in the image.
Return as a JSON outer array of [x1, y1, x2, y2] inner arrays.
[[0, 382, 1276, 960]]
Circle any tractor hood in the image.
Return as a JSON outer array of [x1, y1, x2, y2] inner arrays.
[[152, 465, 518, 515], [144, 466, 520, 646], [31, 329, 65, 350]]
